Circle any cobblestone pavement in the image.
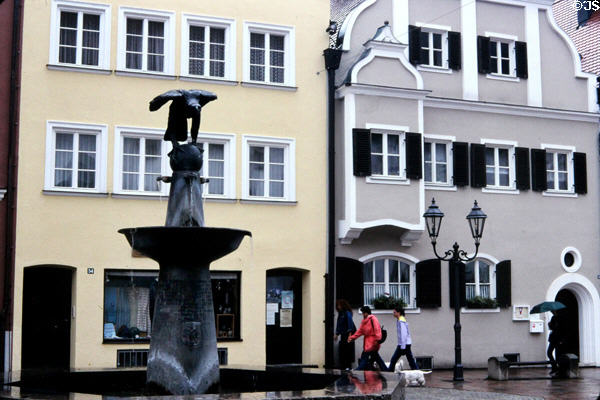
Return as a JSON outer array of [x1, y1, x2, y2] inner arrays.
[[404, 367, 600, 400]]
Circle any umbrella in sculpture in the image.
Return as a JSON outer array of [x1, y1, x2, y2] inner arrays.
[[530, 301, 566, 314]]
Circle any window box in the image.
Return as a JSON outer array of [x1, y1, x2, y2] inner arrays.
[[465, 296, 499, 309], [371, 295, 407, 310]]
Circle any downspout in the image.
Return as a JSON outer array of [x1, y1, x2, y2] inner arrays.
[[4, 0, 23, 372], [323, 46, 342, 368]]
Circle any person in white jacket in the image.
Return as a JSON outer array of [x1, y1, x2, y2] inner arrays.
[[387, 306, 419, 371]]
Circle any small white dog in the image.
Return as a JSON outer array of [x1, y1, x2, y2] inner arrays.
[[393, 359, 431, 387]]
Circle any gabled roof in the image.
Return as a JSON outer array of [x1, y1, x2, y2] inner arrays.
[[330, 0, 365, 45]]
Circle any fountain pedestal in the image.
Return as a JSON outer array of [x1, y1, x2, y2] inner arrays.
[[119, 227, 250, 394]]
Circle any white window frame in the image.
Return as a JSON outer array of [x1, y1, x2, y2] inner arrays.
[[196, 132, 236, 199], [485, 32, 518, 80], [424, 135, 454, 187], [181, 14, 236, 81], [117, 7, 175, 75], [45, 121, 108, 193], [359, 252, 418, 309], [481, 139, 518, 193], [113, 127, 171, 196], [49, 0, 112, 70], [542, 144, 575, 195], [464, 257, 497, 301], [243, 21, 295, 87], [242, 135, 296, 202]]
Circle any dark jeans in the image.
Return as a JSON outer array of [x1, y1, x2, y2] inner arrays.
[[356, 351, 387, 371], [388, 344, 418, 371], [547, 342, 560, 372], [338, 334, 355, 369]]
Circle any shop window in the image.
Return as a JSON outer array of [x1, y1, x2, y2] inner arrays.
[[211, 271, 241, 340]]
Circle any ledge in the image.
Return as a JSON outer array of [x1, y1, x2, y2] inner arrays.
[[115, 70, 177, 80], [240, 199, 297, 206], [461, 307, 500, 313], [205, 197, 237, 203], [111, 193, 168, 200], [180, 76, 238, 86], [43, 190, 109, 198], [103, 338, 151, 344], [240, 81, 297, 91], [47, 64, 112, 75]]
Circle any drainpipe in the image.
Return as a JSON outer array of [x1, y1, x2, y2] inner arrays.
[[3, 0, 23, 373], [323, 46, 342, 369]]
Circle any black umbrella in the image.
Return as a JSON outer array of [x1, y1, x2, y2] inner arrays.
[[530, 301, 566, 314]]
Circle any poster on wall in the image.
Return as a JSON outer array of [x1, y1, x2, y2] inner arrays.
[[281, 291, 294, 309], [513, 305, 530, 321], [280, 309, 292, 327], [266, 303, 278, 325]]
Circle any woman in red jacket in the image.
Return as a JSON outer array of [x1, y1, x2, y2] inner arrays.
[[348, 305, 387, 370]]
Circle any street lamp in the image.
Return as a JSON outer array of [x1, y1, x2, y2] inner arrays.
[[423, 198, 487, 381]]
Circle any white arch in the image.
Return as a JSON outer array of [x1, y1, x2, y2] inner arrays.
[[339, 0, 377, 51], [546, 273, 600, 366], [358, 250, 419, 264]]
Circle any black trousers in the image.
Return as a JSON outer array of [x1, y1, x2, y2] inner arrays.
[[388, 344, 418, 371]]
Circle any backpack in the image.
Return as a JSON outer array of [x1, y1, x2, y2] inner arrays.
[[370, 318, 387, 344]]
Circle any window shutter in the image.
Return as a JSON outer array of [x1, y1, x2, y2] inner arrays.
[[574, 152, 587, 194], [416, 259, 441, 308], [409, 25, 422, 65], [448, 31, 461, 70], [353, 128, 371, 177], [477, 36, 490, 74], [530, 148, 547, 192], [515, 41, 528, 79], [578, 8, 593, 25], [335, 257, 364, 308], [496, 260, 511, 308], [449, 261, 466, 309], [405, 132, 422, 179], [470, 143, 486, 188], [452, 141, 469, 186], [515, 147, 530, 190], [596, 77, 600, 105]]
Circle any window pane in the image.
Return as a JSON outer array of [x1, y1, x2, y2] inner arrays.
[[148, 21, 164, 37], [557, 153, 567, 171], [424, 163, 432, 182], [270, 66, 285, 83], [55, 151, 73, 169], [145, 157, 160, 174], [374, 259, 385, 283], [249, 180, 263, 196], [249, 163, 264, 179], [208, 160, 224, 178], [190, 26, 205, 42], [148, 37, 164, 55], [466, 285, 476, 300], [210, 28, 225, 44], [465, 262, 475, 283], [144, 174, 159, 191], [250, 65, 265, 81], [56, 133, 74, 150], [78, 152, 95, 170], [420, 32, 428, 47], [122, 173, 138, 190], [83, 13, 100, 30], [387, 135, 399, 155], [269, 181, 284, 197], [399, 263, 410, 283], [209, 143, 224, 159], [371, 133, 382, 153], [60, 28, 77, 47], [498, 148, 509, 167], [60, 11, 78, 28], [270, 51, 284, 67], [79, 135, 96, 152], [126, 53, 142, 69], [81, 48, 99, 66], [371, 155, 383, 175], [490, 42, 497, 57], [59, 47, 76, 64], [500, 42, 509, 58], [270, 147, 284, 163], [499, 168, 509, 186], [270, 35, 284, 50], [147, 54, 164, 72], [501, 59, 510, 75], [270, 164, 284, 180], [490, 59, 498, 74], [78, 171, 95, 188], [388, 260, 398, 283], [485, 147, 494, 166], [435, 143, 446, 162], [420, 49, 429, 64], [145, 139, 161, 156], [189, 59, 204, 75], [210, 61, 225, 77], [127, 18, 143, 34], [433, 50, 442, 66], [363, 262, 373, 282], [250, 146, 264, 162], [250, 33, 265, 48], [124, 137, 140, 154], [436, 164, 446, 183], [388, 156, 400, 176], [208, 178, 224, 195], [55, 170, 72, 187], [558, 172, 568, 190], [123, 155, 139, 173], [486, 166, 495, 185], [479, 262, 490, 284], [424, 142, 431, 162], [250, 48, 264, 65], [546, 153, 554, 170], [547, 171, 555, 188], [480, 284, 490, 299]]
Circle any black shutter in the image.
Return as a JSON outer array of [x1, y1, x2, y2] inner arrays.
[[515, 41, 528, 79], [335, 257, 364, 308], [530, 148, 547, 192], [453, 142, 469, 186], [470, 143, 486, 188], [353, 128, 371, 177], [405, 132, 422, 179], [515, 147, 530, 190], [448, 31, 461, 70], [496, 260, 511, 308], [578, 8, 593, 25], [574, 152, 587, 194], [416, 259, 441, 308], [596, 77, 600, 105], [449, 261, 466, 309], [409, 25, 422, 65], [477, 36, 490, 74]]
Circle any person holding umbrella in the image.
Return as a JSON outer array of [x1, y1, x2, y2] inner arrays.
[[531, 301, 566, 375]]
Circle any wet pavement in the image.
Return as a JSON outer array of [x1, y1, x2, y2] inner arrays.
[[406, 367, 600, 400]]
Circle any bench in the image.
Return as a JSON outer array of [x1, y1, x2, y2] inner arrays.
[[488, 353, 578, 380]]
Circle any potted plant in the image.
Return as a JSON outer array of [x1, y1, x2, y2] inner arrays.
[[372, 295, 407, 310], [465, 296, 498, 309]]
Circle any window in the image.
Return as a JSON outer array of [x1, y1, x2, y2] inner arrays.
[[465, 259, 496, 300], [182, 15, 235, 80], [104, 270, 156, 342], [424, 140, 451, 184], [419, 30, 446, 68], [489, 40, 513, 76], [45, 121, 107, 193], [212, 272, 241, 340], [196, 133, 236, 198], [114, 127, 169, 195], [242, 136, 295, 201], [49, 0, 111, 69], [103, 269, 241, 342], [117, 7, 175, 75], [485, 147, 511, 188], [244, 22, 295, 86], [363, 259, 414, 307], [546, 151, 571, 192], [371, 131, 403, 177]]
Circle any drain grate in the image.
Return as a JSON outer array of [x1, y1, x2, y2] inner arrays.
[[117, 349, 148, 368]]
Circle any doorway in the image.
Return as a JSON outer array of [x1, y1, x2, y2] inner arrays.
[[555, 289, 579, 357], [22, 266, 73, 370], [266, 269, 302, 365]]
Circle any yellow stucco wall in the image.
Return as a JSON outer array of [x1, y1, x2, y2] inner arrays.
[[14, 0, 328, 370]]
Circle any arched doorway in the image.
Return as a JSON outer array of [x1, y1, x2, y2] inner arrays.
[[555, 289, 579, 357]]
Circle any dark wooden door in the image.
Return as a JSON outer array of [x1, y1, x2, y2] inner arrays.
[[22, 267, 72, 370], [266, 269, 302, 364], [555, 289, 579, 357]]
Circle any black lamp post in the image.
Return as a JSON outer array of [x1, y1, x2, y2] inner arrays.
[[423, 198, 487, 381]]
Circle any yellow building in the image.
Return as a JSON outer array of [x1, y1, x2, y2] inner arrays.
[[13, 0, 328, 370]]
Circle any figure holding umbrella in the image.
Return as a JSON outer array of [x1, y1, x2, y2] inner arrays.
[[531, 301, 566, 375]]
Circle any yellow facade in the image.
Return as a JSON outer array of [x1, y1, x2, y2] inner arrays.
[[14, 0, 328, 369]]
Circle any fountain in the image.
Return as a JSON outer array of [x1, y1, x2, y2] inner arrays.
[[119, 89, 250, 394]]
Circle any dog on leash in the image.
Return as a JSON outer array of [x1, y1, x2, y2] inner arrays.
[[393, 359, 431, 387]]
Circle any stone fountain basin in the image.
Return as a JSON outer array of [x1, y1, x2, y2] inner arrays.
[[118, 226, 251, 265]]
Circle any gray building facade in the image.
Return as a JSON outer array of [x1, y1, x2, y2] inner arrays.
[[332, 0, 600, 369]]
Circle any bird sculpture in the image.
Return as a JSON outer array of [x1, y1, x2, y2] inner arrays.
[[149, 89, 217, 146]]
